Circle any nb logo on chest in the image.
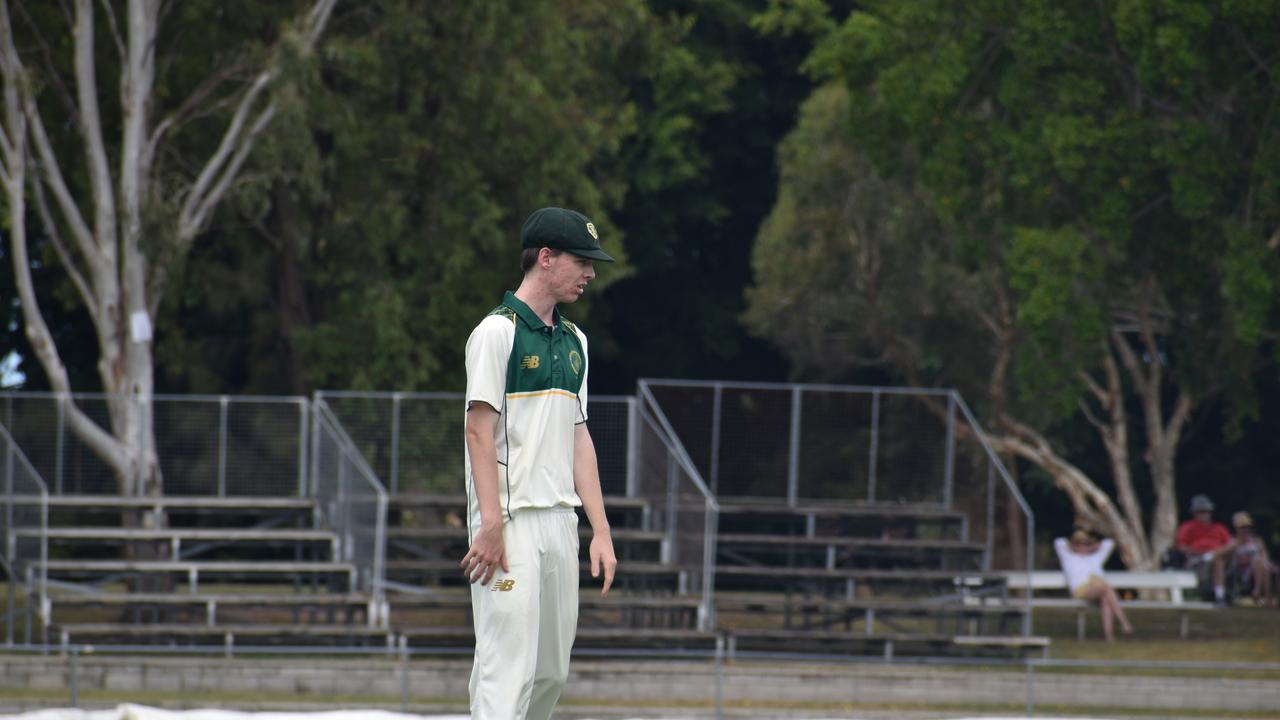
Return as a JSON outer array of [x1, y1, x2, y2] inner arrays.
[[520, 355, 540, 370]]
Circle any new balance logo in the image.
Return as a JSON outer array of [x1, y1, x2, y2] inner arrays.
[[520, 355, 540, 370], [492, 579, 516, 592]]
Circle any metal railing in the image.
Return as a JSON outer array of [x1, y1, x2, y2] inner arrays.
[[636, 382, 720, 631], [639, 379, 1033, 629], [1, 419, 49, 645], [314, 391, 637, 496], [0, 393, 309, 496], [311, 399, 388, 623]]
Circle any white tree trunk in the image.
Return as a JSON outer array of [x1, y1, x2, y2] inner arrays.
[[1, 0, 337, 497]]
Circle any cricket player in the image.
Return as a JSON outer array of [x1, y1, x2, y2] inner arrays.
[[461, 206, 618, 719]]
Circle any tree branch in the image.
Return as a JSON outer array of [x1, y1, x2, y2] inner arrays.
[[1165, 389, 1193, 450], [147, 60, 249, 165], [73, 0, 118, 251], [177, 69, 274, 238], [23, 95, 98, 264], [12, 0, 80, 126], [175, 0, 337, 248], [97, 0, 125, 62], [1077, 394, 1109, 436], [30, 170, 100, 322]]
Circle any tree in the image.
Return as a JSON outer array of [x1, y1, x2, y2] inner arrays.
[[1, 0, 336, 495], [748, 0, 1280, 568]]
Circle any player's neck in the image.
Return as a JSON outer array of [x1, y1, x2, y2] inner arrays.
[[513, 282, 556, 327]]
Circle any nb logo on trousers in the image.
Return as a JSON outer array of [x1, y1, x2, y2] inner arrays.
[[491, 579, 516, 592]]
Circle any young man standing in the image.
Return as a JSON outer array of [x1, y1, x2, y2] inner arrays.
[[461, 207, 617, 719]]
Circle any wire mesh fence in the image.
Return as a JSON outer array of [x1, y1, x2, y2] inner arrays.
[[639, 380, 1033, 575], [0, 393, 308, 496], [635, 384, 719, 630], [314, 391, 635, 496], [311, 399, 388, 614], [0, 418, 49, 645]]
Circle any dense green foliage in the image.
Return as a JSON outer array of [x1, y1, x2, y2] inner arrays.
[[746, 0, 1280, 547], [5, 0, 1280, 540]]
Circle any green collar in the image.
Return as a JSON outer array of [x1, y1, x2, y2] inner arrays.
[[503, 291, 561, 332]]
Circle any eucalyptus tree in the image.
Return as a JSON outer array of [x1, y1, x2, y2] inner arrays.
[[0, 0, 336, 495], [749, 0, 1280, 568]]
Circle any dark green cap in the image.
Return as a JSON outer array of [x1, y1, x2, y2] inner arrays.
[[520, 207, 614, 262]]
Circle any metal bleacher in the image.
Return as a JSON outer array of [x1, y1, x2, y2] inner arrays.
[[1, 382, 1045, 658]]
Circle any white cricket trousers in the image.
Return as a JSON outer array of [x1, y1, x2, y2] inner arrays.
[[469, 507, 580, 719]]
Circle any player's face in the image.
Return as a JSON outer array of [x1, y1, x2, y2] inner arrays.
[[547, 252, 595, 303]]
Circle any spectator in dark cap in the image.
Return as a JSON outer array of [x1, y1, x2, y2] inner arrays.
[[1174, 494, 1233, 603]]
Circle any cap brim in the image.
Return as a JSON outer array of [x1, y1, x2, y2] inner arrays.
[[567, 247, 615, 262]]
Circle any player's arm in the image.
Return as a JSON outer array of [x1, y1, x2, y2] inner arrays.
[[574, 423, 616, 596], [461, 402, 507, 585]]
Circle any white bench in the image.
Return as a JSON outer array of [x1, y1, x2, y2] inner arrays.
[[1002, 570, 1213, 639]]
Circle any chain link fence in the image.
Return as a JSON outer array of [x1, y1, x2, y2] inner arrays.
[[0, 393, 308, 496], [640, 380, 1033, 576], [635, 384, 720, 630], [1, 419, 49, 645], [311, 399, 388, 620], [314, 391, 635, 496]]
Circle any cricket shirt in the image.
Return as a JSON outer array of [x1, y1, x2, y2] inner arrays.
[[464, 291, 589, 530]]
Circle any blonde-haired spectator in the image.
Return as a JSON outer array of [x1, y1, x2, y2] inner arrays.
[[1054, 529, 1135, 642], [1227, 512, 1276, 607]]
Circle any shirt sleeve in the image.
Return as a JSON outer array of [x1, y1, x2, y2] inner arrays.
[[574, 326, 590, 424], [1096, 538, 1115, 563], [1053, 537, 1069, 567], [465, 315, 514, 413]]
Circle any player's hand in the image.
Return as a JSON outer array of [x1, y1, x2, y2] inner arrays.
[[590, 529, 617, 597], [461, 522, 508, 586]]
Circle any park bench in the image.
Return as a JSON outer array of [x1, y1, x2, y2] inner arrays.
[[723, 628, 1049, 661], [37, 559, 357, 593], [18, 527, 339, 558], [715, 500, 968, 541], [1001, 570, 1212, 639], [716, 532, 985, 571], [388, 590, 702, 630], [385, 558, 688, 594], [47, 591, 381, 627], [395, 625, 718, 652], [716, 593, 1027, 636], [713, 565, 1005, 601], [55, 622, 397, 650], [390, 492, 651, 529]]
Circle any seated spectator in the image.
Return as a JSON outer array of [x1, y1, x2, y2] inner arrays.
[[1173, 494, 1233, 603], [1054, 529, 1134, 642], [1227, 512, 1276, 607]]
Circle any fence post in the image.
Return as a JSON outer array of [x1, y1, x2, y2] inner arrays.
[[868, 390, 881, 503], [625, 396, 639, 498], [69, 645, 80, 707], [787, 387, 802, 506], [4, 437, 13, 645], [55, 399, 65, 494], [390, 393, 402, 494], [217, 396, 229, 497], [985, 462, 995, 570], [663, 454, 678, 564], [709, 383, 723, 493], [309, 404, 321, 502], [297, 399, 309, 498], [943, 394, 956, 508]]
